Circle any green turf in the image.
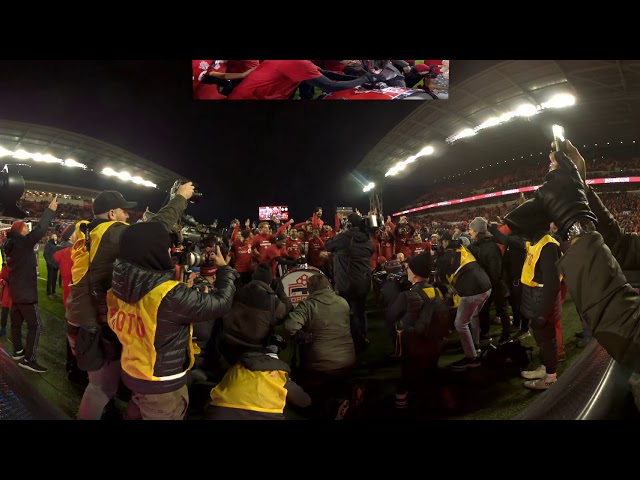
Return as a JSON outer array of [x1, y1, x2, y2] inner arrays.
[[36, 250, 66, 319]]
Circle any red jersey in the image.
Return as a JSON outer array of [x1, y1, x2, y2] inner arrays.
[[192, 60, 213, 90], [307, 237, 326, 267], [370, 235, 380, 271], [379, 238, 394, 260], [408, 241, 430, 258], [253, 233, 275, 262], [226, 60, 260, 73], [264, 244, 288, 276], [323, 60, 346, 73], [227, 60, 322, 100], [232, 239, 254, 273], [53, 247, 73, 307], [286, 238, 302, 260], [0, 264, 11, 309]]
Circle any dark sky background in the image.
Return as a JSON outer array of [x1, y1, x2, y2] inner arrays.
[[0, 60, 448, 226]]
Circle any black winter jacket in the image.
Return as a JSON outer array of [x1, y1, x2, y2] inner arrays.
[[110, 259, 236, 394], [5, 208, 56, 303], [469, 233, 508, 297], [325, 227, 374, 298]]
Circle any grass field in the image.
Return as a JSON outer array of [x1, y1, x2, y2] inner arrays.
[[9, 251, 586, 420]]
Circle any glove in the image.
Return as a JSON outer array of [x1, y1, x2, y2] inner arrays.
[[535, 151, 597, 238]]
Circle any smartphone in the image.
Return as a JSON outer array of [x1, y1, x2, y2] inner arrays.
[[552, 124, 566, 153]]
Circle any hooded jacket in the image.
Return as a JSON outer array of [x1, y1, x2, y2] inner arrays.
[[221, 279, 293, 349], [284, 287, 356, 373], [324, 227, 374, 298], [108, 259, 236, 394], [4, 208, 56, 304], [469, 232, 508, 297], [208, 351, 311, 420]]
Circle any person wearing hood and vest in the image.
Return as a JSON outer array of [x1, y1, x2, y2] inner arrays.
[[324, 212, 374, 351], [71, 184, 195, 420], [489, 207, 563, 391], [206, 343, 311, 420], [4, 196, 58, 373], [107, 222, 236, 420]]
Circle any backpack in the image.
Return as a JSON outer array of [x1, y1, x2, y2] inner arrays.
[[480, 341, 533, 371]]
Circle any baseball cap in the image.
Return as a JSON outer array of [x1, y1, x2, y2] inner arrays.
[[93, 191, 137, 215]]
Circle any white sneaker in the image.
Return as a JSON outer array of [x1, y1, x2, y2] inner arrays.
[[521, 365, 546, 380], [524, 375, 556, 390]]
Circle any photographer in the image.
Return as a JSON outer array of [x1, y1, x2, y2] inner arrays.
[[107, 222, 236, 420], [218, 263, 293, 365], [324, 212, 374, 351], [69, 183, 195, 420], [283, 274, 355, 419], [387, 252, 455, 412]]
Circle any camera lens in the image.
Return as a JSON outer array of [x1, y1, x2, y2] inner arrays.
[[190, 190, 203, 204]]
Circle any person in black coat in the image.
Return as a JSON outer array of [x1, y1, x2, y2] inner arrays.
[[4, 196, 58, 372], [324, 212, 374, 350], [43, 233, 59, 299]]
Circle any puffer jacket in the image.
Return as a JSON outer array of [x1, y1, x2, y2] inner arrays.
[[325, 227, 374, 298], [221, 279, 292, 348], [469, 233, 508, 297], [109, 259, 236, 394], [284, 287, 355, 373], [4, 208, 56, 303]]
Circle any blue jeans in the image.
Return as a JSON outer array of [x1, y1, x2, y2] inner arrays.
[[454, 289, 491, 359]]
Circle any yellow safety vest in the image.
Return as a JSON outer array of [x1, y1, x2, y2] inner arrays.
[[445, 247, 478, 307], [521, 235, 563, 287], [70, 220, 124, 284], [210, 361, 288, 414], [107, 279, 196, 382]]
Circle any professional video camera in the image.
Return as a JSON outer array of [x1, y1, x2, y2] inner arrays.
[[0, 164, 28, 219], [171, 214, 230, 269]]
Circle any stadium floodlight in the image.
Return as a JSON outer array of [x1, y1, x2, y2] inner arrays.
[[0, 146, 88, 169], [363, 182, 375, 193], [384, 144, 435, 177], [101, 167, 157, 188]]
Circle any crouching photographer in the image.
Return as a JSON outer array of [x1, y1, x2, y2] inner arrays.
[[107, 222, 236, 420], [387, 252, 456, 412], [283, 274, 356, 419]]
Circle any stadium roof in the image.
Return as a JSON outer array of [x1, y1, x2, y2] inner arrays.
[[0, 119, 188, 192], [355, 60, 640, 204]]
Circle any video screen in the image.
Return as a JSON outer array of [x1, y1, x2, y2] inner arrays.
[[259, 205, 289, 221]]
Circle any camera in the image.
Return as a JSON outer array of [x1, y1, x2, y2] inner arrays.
[[0, 164, 28, 219], [171, 216, 229, 268], [171, 179, 202, 204]]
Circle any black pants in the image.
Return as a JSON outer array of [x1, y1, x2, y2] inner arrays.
[[10, 303, 42, 361], [528, 313, 559, 375], [1, 306, 9, 329], [292, 367, 352, 419], [509, 280, 523, 328], [479, 290, 510, 337], [46, 266, 58, 296]]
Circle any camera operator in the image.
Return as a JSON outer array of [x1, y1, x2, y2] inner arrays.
[[324, 212, 375, 351], [283, 274, 355, 419], [218, 263, 293, 366], [69, 182, 196, 420], [387, 252, 455, 412], [107, 222, 236, 420]]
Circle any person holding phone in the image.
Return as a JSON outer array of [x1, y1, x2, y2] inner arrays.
[[4, 195, 58, 373]]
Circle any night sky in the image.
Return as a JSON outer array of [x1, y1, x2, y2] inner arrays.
[[0, 60, 432, 226]]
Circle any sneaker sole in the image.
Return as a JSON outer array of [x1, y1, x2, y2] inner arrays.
[[12, 354, 25, 361], [335, 401, 350, 420], [451, 362, 481, 371], [18, 363, 47, 373]]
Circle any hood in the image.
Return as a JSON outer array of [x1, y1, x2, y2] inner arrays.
[[240, 352, 291, 372], [3, 232, 20, 254], [309, 287, 338, 305], [47, 238, 57, 245], [111, 258, 176, 303], [344, 228, 371, 243]]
